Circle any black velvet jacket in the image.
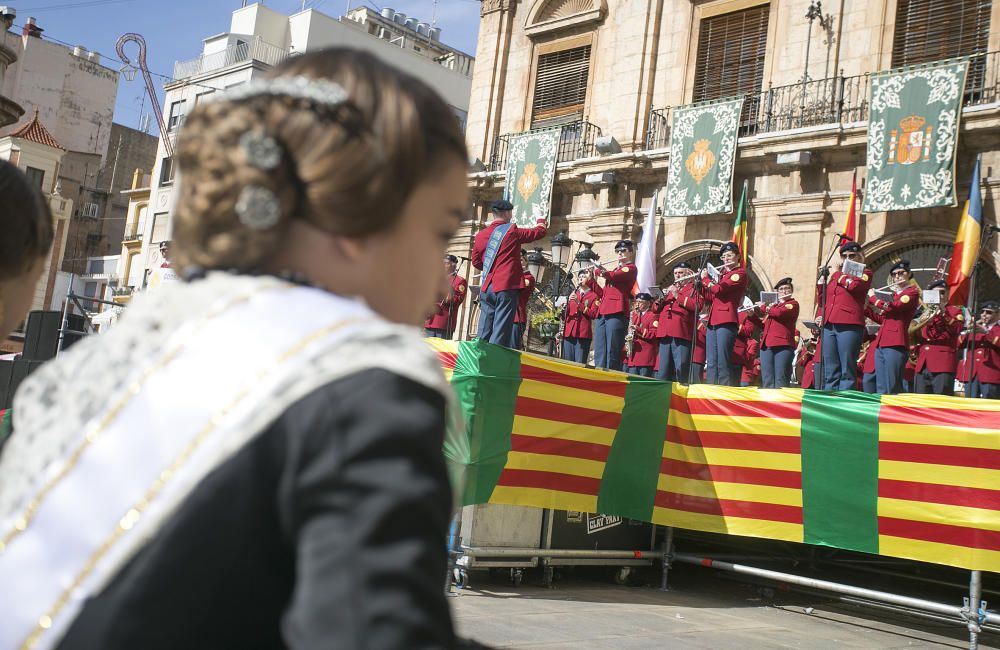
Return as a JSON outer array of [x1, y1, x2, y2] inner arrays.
[[57, 369, 456, 649]]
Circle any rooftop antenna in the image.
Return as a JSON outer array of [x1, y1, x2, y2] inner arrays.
[[431, 0, 438, 26]]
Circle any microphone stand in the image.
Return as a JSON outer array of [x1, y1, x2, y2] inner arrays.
[[687, 242, 719, 385], [963, 226, 999, 396], [815, 234, 845, 389]]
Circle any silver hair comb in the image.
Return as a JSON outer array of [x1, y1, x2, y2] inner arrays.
[[205, 75, 349, 109], [235, 185, 282, 230]]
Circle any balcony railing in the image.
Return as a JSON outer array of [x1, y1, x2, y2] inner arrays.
[[489, 120, 603, 172], [173, 37, 289, 80], [122, 220, 142, 242], [646, 50, 1000, 145]]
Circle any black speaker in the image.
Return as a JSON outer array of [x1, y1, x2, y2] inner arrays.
[[0, 360, 13, 410], [23, 311, 62, 361], [63, 314, 86, 350], [9, 358, 43, 403]]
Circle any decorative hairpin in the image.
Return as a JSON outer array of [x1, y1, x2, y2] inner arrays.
[[239, 132, 282, 170], [235, 185, 281, 230], [205, 76, 349, 110]]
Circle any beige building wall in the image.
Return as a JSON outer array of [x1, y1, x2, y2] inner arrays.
[[458, 0, 1000, 339]]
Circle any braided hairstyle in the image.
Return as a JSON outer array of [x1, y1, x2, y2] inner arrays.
[[170, 47, 467, 273]]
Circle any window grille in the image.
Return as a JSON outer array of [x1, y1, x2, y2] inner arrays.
[[531, 45, 592, 128]]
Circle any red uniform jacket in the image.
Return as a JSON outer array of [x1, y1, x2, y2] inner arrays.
[[741, 345, 761, 385], [800, 335, 822, 389], [761, 298, 800, 348], [563, 286, 602, 339], [861, 306, 881, 375], [472, 219, 547, 292], [692, 320, 707, 365], [817, 267, 873, 326], [596, 263, 637, 316], [915, 306, 964, 374], [654, 283, 699, 340], [514, 271, 535, 325], [957, 323, 1000, 384], [730, 314, 757, 364], [628, 309, 658, 368], [870, 285, 920, 348], [424, 273, 467, 332], [702, 266, 747, 326], [904, 346, 917, 384]]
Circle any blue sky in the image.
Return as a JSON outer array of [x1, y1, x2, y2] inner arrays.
[[13, 0, 480, 134]]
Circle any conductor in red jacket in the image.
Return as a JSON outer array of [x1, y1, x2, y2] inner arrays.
[[472, 200, 547, 348], [593, 240, 637, 371], [757, 277, 800, 388], [700, 242, 747, 386]]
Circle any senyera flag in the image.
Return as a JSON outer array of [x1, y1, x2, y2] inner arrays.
[[947, 155, 983, 307], [731, 180, 748, 266], [429, 338, 1000, 573], [839, 169, 858, 246]]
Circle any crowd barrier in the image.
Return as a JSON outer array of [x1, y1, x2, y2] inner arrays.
[[430, 338, 1000, 575]]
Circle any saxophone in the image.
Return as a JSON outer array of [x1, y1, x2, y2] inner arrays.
[[625, 309, 637, 359]]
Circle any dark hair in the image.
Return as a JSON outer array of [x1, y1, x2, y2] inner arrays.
[[0, 160, 54, 280], [171, 48, 468, 272]]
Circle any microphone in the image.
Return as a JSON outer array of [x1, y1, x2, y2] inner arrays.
[[988, 225, 1000, 234]]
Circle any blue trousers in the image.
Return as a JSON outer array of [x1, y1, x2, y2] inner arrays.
[[969, 379, 1000, 399], [706, 323, 738, 386], [424, 328, 448, 339], [875, 346, 906, 395], [477, 284, 518, 348], [513, 322, 525, 350], [655, 338, 691, 382], [594, 314, 626, 371], [821, 323, 863, 391], [562, 337, 591, 364], [628, 366, 653, 377], [862, 372, 877, 394], [760, 345, 793, 388], [915, 369, 954, 395]]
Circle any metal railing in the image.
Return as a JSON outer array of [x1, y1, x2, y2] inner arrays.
[[173, 37, 289, 80], [489, 120, 603, 172], [122, 219, 142, 242], [645, 50, 1000, 144]]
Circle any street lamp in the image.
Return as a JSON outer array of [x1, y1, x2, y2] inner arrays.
[[526, 247, 546, 283], [801, 1, 831, 84], [550, 231, 573, 268], [574, 241, 600, 269]]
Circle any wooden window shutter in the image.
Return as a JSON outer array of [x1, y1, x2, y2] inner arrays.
[[891, 0, 992, 68], [692, 4, 770, 103], [531, 45, 591, 128]]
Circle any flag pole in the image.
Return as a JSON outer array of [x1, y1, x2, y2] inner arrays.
[[961, 154, 992, 396]]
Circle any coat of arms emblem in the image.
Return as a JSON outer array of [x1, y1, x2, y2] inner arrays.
[[517, 162, 541, 201], [685, 139, 715, 184], [888, 115, 932, 165]]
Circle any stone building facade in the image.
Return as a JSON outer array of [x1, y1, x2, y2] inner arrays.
[[453, 0, 1000, 339]]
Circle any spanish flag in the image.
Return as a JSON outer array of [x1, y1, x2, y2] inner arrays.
[[732, 179, 749, 266], [840, 169, 858, 245], [946, 156, 983, 307]]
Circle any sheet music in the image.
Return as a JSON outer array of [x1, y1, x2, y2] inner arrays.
[[741, 296, 754, 311], [802, 320, 818, 331], [922, 290, 941, 304], [874, 290, 893, 302], [759, 291, 778, 305], [706, 263, 720, 282], [648, 286, 665, 299], [841, 259, 865, 278]]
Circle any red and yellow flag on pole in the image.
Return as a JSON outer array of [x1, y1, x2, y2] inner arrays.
[[947, 155, 983, 307], [732, 180, 749, 266], [840, 169, 858, 245]]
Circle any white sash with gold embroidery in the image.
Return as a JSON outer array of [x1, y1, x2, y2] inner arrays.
[[0, 275, 450, 649]]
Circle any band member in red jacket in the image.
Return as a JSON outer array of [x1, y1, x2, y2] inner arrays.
[[654, 261, 699, 382], [958, 300, 1000, 399], [816, 241, 872, 390], [700, 242, 747, 385], [690, 317, 708, 383], [560, 268, 602, 363], [424, 254, 467, 339], [798, 328, 822, 389], [626, 293, 658, 376], [868, 260, 920, 394], [733, 315, 760, 387], [512, 252, 535, 350], [860, 314, 879, 393], [756, 277, 799, 388], [913, 279, 964, 395], [472, 199, 547, 348], [593, 240, 637, 371]]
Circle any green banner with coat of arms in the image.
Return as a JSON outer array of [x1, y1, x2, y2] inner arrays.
[[505, 129, 560, 227], [863, 59, 969, 212], [663, 96, 744, 217]]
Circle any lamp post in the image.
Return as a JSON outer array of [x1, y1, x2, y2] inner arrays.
[[524, 232, 580, 355], [802, 1, 827, 84]]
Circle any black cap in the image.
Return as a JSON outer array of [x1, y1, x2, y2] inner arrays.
[[492, 199, 513, 212], [775, 277, 793, 289], [981, 300, 999, 312], [577, 268, 590, 276], [614, 240, 634, 252], [444, 254, 458, 264], [720, 242, 739, 255], [840, 241, 861, 254], [890, 259, 912, 273], [928, 279, 947, 290], [158, 240, 170, 249], [636, 292, 653, 301], [673, 261, 692, 271]]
